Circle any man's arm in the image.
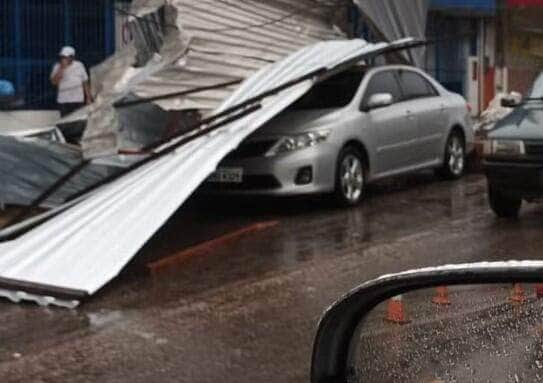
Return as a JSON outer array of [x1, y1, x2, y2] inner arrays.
[[50, 64, 63, 86], [83, 81, 93, 104]]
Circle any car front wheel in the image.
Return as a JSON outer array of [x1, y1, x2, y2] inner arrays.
[[439, 132, 466, 179], [334, 147, 365, 207], [488, 184, 522, 218]]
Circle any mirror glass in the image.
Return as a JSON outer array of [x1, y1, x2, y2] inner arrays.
[[350, 284, 543, 383]]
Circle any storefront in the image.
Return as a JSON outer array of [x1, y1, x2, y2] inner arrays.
[[426, 0, 497, 114]]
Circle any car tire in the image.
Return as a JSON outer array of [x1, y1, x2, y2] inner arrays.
[[333, 146, 366, 207], [488, 184, 522, 218], [438, 131, 466, 180]]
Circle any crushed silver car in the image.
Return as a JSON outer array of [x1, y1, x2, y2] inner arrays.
[[205, 65, 474, 205]]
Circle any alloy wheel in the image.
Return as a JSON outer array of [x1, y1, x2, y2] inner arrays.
[[448, 136, 465, 176], [340, 154, 364, 203]]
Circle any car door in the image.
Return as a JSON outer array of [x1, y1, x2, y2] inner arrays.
[[361, 70, 419, 176], [397, 70, 446, 165]]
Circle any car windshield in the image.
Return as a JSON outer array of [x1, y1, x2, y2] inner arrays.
[[288, 69, 365, 110]]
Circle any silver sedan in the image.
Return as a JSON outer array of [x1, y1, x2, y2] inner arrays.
[[205, 65, 474, 206]]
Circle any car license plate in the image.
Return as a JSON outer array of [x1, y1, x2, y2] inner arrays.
[[208, 167, 243, 183]]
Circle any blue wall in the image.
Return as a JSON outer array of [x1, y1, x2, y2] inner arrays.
[[0, 0, 116, 109]]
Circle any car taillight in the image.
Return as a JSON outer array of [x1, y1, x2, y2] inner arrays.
[[466, 103, 472, 113]]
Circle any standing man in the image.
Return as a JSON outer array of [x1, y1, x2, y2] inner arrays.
[[50, 46, 92, 117]]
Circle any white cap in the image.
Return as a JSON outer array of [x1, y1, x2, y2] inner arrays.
[[59, 46, 76, 57]]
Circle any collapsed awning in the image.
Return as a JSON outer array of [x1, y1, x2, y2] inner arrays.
[[0, 37, 419, 308], [0, 137, 123, 208], [82, 0, 348, 158]]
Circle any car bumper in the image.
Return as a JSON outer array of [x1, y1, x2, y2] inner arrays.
[[201, 144, 337, 196], [484, 159, 543, 198]]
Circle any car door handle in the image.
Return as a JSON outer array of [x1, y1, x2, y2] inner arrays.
[[439, 104, 446, 112]]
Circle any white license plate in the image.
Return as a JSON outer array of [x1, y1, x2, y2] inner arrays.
[[208, 167, 243, 183]]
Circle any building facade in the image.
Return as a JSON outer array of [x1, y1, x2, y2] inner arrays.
[[426, 0, 543, 114], [425, 0, 497, 115]]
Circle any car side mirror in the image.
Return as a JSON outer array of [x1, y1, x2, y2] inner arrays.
[[364, 93, 393, 111], [311, 261, 543, 383], [501, 93, 522, 108]]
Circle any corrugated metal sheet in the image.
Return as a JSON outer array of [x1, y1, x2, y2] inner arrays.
[[0, 38, 415, 308], [81, 0, 349, 158], [354, 0, 430, 66]]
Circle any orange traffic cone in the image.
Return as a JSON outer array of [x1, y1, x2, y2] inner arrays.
[[432, 286, 451, 305], [510, 283, 527, 304], [535, 284, 543, 299], [385, 295, 410, 324]]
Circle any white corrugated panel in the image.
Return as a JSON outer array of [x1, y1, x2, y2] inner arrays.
[[136, 0, 346, 109], [0, 38, 414, 308], [82, 0, 348, 157], [354, 0, 430, 66]]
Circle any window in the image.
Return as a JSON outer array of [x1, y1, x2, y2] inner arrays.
[[289, 69, 365, 110], [398, 71, 438, 100], [361, 71, 403, 108]]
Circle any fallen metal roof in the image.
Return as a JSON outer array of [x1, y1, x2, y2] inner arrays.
[[82, 0, 348, 158], [354, 0, 430, 66], [0, 37, 418, 308]]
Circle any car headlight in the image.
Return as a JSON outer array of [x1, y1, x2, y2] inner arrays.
[[266, 130, 331, 156], [483, 139, 525, 157]]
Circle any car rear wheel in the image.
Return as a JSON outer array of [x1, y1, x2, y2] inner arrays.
[[334, 147, 365, 207], [438, 132, 465, 179], [488, 184, 522, 218]]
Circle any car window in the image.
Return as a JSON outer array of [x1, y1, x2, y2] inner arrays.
[[361, 71, 403, 108], [289, 69, 366, 110], [398, 70, 438, 100]]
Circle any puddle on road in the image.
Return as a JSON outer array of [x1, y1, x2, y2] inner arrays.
[[87, 310, 124, 329]]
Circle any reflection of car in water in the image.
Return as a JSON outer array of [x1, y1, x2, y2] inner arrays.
[[206, 65, 474, 206], [483, 72, 543, 218]]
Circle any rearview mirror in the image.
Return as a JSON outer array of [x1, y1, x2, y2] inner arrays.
[[311, 262, 543, 383], [365, 93, 393, 111]]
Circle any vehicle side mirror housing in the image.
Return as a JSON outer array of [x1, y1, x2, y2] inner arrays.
[[364, 93, 393, 111], [501, 92, 522, 108], [311, 261, 543, 383]]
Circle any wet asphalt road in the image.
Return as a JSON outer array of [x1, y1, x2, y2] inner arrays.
[[1, 172, 543, 382]]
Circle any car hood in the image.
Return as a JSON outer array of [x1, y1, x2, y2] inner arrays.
[[489, 104, 543, 139], [250, 108, 344, 138]]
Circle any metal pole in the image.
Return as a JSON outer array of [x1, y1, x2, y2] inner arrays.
[[478, 18, 486, 114], [14, 0, 22, 93], [63, 0, 71, 45], [104, 0, 114, 55]]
